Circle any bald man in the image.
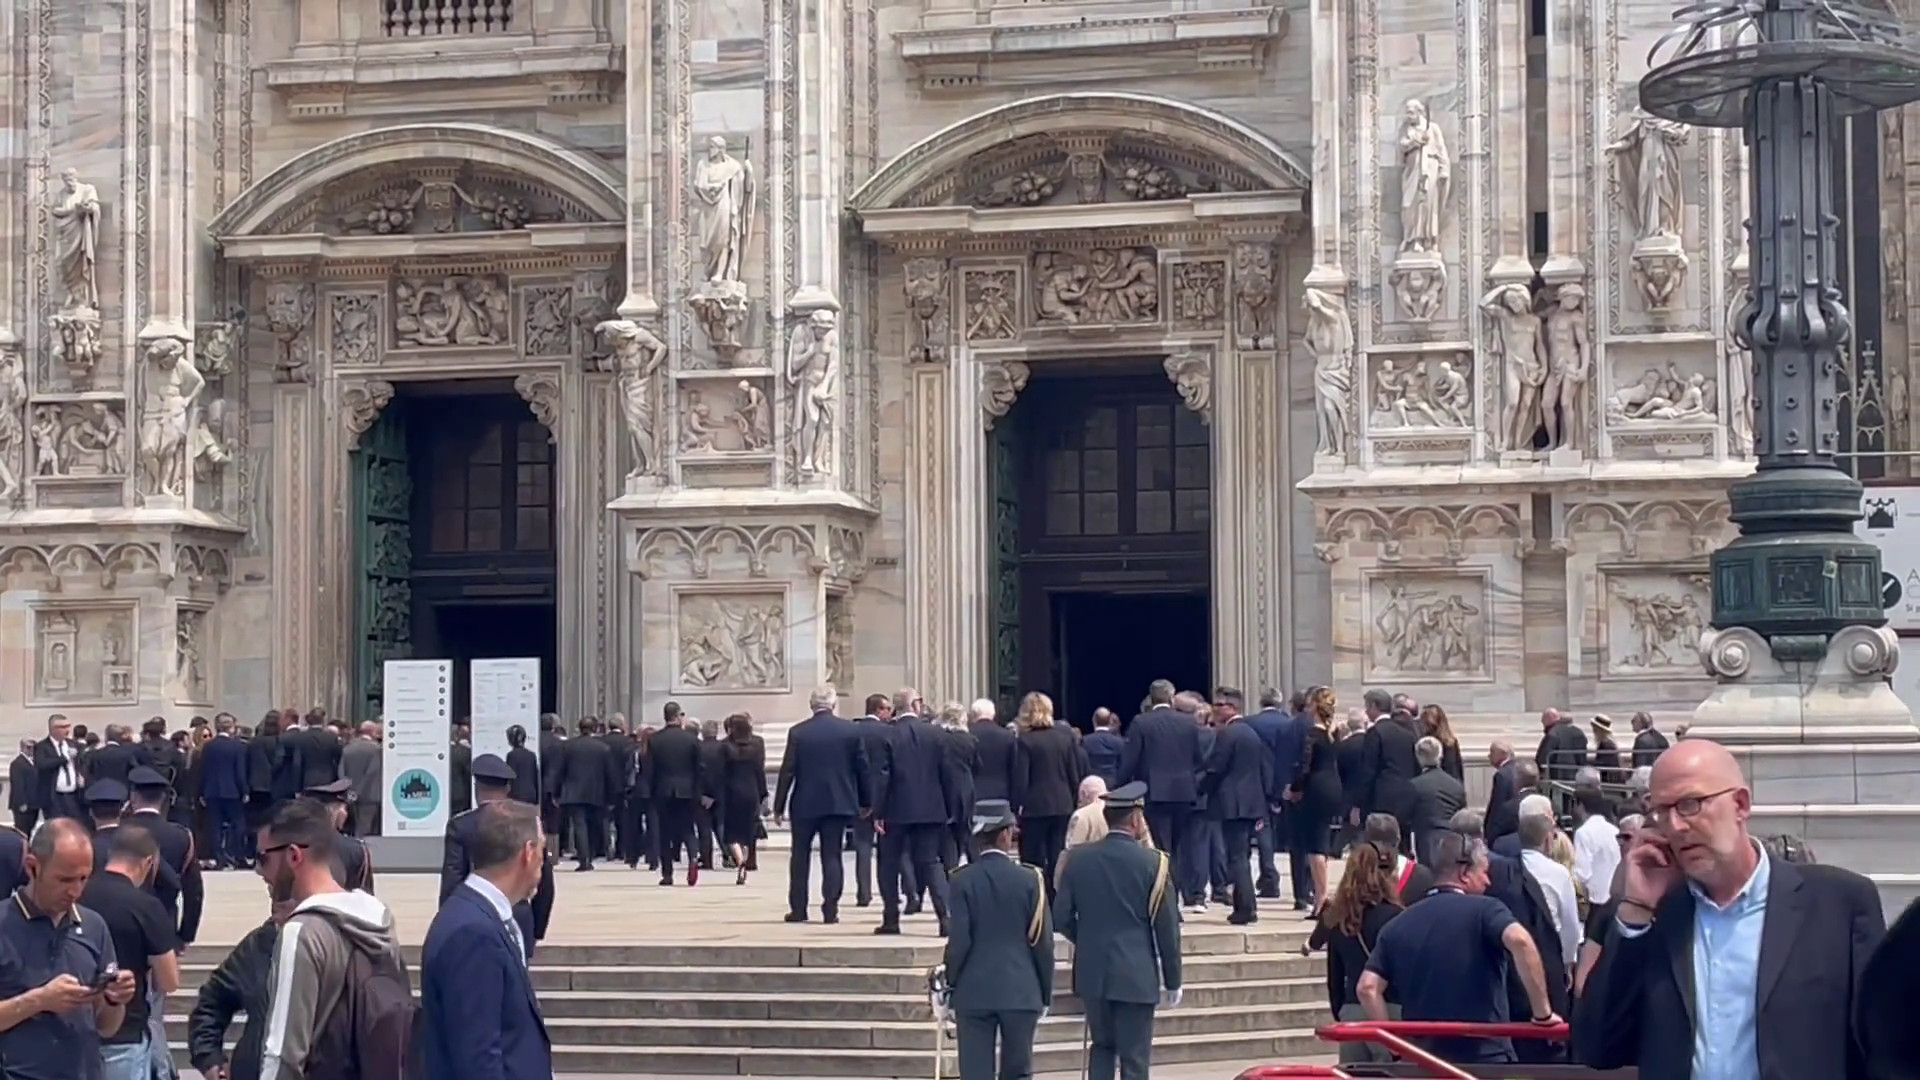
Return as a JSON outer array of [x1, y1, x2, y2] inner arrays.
[[1572, 738, 1882, 1080]]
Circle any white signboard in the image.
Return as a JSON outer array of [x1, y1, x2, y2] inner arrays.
[[1861, 486, 1920, 632], [470, 658, 539, 796], [382, 659, 452, 837]]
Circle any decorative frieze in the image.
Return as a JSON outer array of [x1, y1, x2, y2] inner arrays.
[[1033, 248, 1159, 326], [339, 379, 395, 450], [392, 275, 510, 349], [964, 271, 1019, 342], [330, 294, 379, 366], [1365, 572, 1490, 682], [675, 589, 788, 692], [522, 286, 574, 358], [1602, 568, 1709, 677]]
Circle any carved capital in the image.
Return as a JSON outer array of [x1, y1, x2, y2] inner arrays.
[[1163, 349, 1212, 425], [515, 371, 562, 443], [263, 282, 317, 384], [340, 380, 395, 449], [980, 360, 1031, 429]]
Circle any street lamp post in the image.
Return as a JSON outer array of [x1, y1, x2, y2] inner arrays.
[[1643, 0, 1920, 740]]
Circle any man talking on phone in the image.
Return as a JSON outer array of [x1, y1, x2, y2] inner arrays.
[[1573, 738, 1884, 1079], [0, 818, 140, 1080]]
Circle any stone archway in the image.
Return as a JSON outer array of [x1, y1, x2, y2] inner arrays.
[[853, 93, 1311, 701]]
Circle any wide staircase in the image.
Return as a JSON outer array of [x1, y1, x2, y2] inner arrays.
[[169, 921, 1330, 1076]]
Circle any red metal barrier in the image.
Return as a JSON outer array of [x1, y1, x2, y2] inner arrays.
[[1234, 1021, 1576, 1080]]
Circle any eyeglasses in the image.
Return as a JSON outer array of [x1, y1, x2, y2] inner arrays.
[[1645, 787, 1737, 826], [257, 842, 308, 859]]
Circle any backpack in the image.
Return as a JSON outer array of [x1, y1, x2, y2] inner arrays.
[[304, 918, 423, 1080]]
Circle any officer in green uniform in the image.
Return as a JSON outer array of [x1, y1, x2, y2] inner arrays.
[[940, 798, 1053, 1080], [1054, 781, 1181, 1080], [441, 753, 555, 958]]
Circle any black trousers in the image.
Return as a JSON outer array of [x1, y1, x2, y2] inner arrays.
[[1222, 818, 1259, 919], [851, 816, 878, 903], [654, 796, 696, 875], [1144, 804, 1193, 900], [619, 794, 650, 866], [956, 1009, 1039, 1080], [1082, 998, 1155, 1080], [879, 823, 948, 925], [44, 792, 83, 823], [565, 804, 602, 868], [208, 797, 249, 866], [788, 814, 850, 917], [1017, 815, 1068, 899], [11, 809, 35, 837], [694, 802, 716, 867]]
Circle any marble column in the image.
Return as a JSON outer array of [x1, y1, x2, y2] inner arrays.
[[617, 0, 659, 320], [787, 0, 844, 315], [136, 0, 195, 346], [1483, 0, 1531, 287], [905, 360, 957, 700], [1308, 0, 1347, 276], [1539, 0, 1587, 285]]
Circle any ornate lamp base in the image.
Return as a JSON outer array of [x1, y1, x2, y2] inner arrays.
[[1691, 623, 1915, 744]]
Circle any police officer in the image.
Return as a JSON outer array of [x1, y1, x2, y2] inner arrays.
[[940, 798, 1052, 1080], [441, 753, 555, 959], [1054, 781, 1182, 1080], [124, 766, 204, 946], [301, 777, 375, 890], [86, 779, 129, 844]]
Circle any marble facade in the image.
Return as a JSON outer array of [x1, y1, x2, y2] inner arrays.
[[0, 0, 1913, 744]]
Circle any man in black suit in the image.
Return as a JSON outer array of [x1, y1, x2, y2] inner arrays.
[[33, 714, 85, 822], [85, 725, 140, 788], [8, 740, 37, 836], [939, 798, 1052, 1080], [1199, 688, 1272, 925], [602, 719, 639, 866], [938, 710, 978, 871], [440, 755, 555, 959], [1117, 679, 1202, 905], [199, 715, 252, 868], [553, 717, 612, 871], [284, 711, 342, 791], [1629, 710, 1669, 769], [1358, 707, 1421, 854], [125, 766, 205, 946], [849, 694, 897, 908], [1485, 739, 1517, 818], [449, 722, 474, 817], [773, 687, 870, 924], [1487, 759, 1542, 844], [644, 703, 705, 886], [1409, 736, 1467, 867], [1577, 738, 1883, 1078], [873, 686, 955, 935], [695, 720, 728, 869], [967, 700, 1018, 807], [1533, 708, 1587, 784]]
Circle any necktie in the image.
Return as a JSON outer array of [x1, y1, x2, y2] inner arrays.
[[504, 915, 528, 967]]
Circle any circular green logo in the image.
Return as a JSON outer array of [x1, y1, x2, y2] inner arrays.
[[391, 768, 441, 821]]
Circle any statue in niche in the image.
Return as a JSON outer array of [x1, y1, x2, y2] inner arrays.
[[1724, 284, 1756, 456], [0, 351, 24, 503], [1607, 111, 1690, 244], [31, 406, 60, 475], [1481, 284, 1547, 453], [61, 402, 124, 475], [51, 169, 102, 310], [786, 310, 840, 476], [140, 337, 205, 498], [1397, 100, 1452, 255], [1539, 284, 1592, 452], [680, 390, 720, 453], [599, 320, 669, 479], [693, 136, 756, 285], [1304, 286, 1354, 457], [191, 399, 231, 481], [734, 380, 772, 451]]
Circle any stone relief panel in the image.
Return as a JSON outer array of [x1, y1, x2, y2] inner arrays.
[[32, 604, 136, 704], [1601, 569, 1710, 678], [251, 167, 599, 238], [1604, 343, 1720, 460], [903, 258, 951, 364], [824, 592, 852, 692], [392, 275, 511, 349], [677, 379, 775, 455], [674, 589, 789, 692], [1032, 248, 1159, 327], [29, 401, 126, 479], [1369, 352, 1472, 430], [330, 294, 380, 367], [176, 604, 211, 705], [522, 286, 575, 358], [193, 316, 244, 380], [912, 132, 1259, 211], [964, 270, 1020, 343], [1232, 243, 1276, 348], [1170, 260, 1226, 331], [264, 283, 317, 383], [1363, 572, 1491, 683]]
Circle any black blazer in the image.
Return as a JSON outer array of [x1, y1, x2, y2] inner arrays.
[[943, 852, 1054, 1012], [1485, 758, 1516, 817], [1117, 707, 1201, 806], [774, 712, 869, 821], [1632, 728, 1670, 769], [87, 741, 140, 788], [284, 727, 340, 790], [970, 721, 1020, 802], [1573, 858, 1884, 1080], [6, 755, 32, 815], [31, 737, 79, 813], [1535, 720, 1588, 783], [554, 736, 611, 807], [506, 746, 541, 805], [1199, 719, 1272, 821], [1408, 767, 1467, 863], [875, 719, 954, 827], [198, 735, 250, 802], [645, 725, 704, 802], [1359, 713, 1421, 820], [942, 726, 977, 827], [439, 804, 554, 957], [1015, 724, 1084, 819], [246, 733, 277, 796], [851, 717, 895, 799]]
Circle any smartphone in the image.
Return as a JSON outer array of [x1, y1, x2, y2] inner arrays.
[[89, 963, 118, 991]]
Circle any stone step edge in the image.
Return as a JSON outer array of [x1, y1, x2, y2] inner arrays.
[[162, 1001, 1325, 1028], [163, 975, 1327, 1003], [169, 1029, 1321, 1057]]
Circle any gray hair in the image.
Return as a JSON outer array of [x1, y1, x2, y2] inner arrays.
[[1629, 765, 1653, 792], [1518, 812, 1554, 852], [468, 800, 542, 871], [1414, 736, 1443, 768], [1518, 793, 1555, 822], [1172, 690, 1206, 714], [1574, 766, 1603, 790], [700, 719, 721, 738], [1431, 831, 1488, 880], [1489, 738, 1513, 762], [968, 699, 996, 723], [808, 686, 837, 711], [892, 687, 919, 716], [1078, 775, 1108, 805], [938, 702, 966, 729], [1147, 679, 1177, 706], [1343, 711, 1369, 737], [1448, 807, 1486, 839]]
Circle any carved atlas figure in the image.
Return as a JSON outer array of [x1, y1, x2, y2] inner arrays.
[[1481, 283, 1547, 453], [0, 351, 24, 503], [140, 337, 206, 499], [786, 310, 840, 476], [599, 320, 669, 479], [1304, 285, 1354, 457]]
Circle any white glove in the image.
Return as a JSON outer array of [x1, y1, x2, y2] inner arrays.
[[930, 990, 952, 1024], [1158, 987, 1183, 1009], [1040, 1006, 1050, 1022]]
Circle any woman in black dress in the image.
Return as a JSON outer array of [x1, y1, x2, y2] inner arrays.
[[1291, 685, 1346, 913], [1304, 841, 1405, 1062], [1418, 703, 1465, 782], [1015, 692, 1084, 895], [718, 713, 767, 884]]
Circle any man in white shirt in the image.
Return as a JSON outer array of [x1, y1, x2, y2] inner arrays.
[[32, 714, 83, 822], [1517, 810, 1581, 970], [1569, 789, 1619, 905]]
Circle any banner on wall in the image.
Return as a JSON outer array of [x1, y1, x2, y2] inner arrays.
[[382, 659, 452, 837], [470, 658, 539, 799]]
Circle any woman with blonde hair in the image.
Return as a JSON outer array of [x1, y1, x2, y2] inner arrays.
[[1418, 703, 1464, 782], [1290, 685, 1344, 913], [1014, 691, 1082, 896], [1303, 840, 1404, 1061]]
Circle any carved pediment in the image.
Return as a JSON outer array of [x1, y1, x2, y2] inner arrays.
[[901, 131, 1261, 210], [256, 162, 605, 237]]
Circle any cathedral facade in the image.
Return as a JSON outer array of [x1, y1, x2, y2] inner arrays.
[[0, 0, 1907, 739]]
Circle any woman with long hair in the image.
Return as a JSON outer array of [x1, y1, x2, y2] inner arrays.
[[1418, 703, 1464, 782], [718, 713, 767, 884], [1304, 841, 1405, 1062], [1014, 691, 1083, 895], [1291, 686, 1345, 914]]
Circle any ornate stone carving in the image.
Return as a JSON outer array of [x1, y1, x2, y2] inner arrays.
[[523, 285, 574, 358], [957, 140, 1233, 209], [1631, 249, 1689, 312], [51, 402, 127, 477], [1171, 261, 1225, 329], [1067, 152, 1106, 203], [680, 388, 722, 453], [1390, 260, 1447, 322], [176, 606, 208, 701], [338, 178, 543, 236], [264, 282, 317, 383], [1033, 248, 1159, 325], [190, 399, 231, 483], [393, 275, 510, 348], [573, 272, 619, 368], [734, 379, 772, 451], [785, 310, 840, 477], [0, 349, 23, 505], [340, 379, 396, 450], [51, 169, 102, 311], [980, 360, 1031, 429], [1369, 577, 1486, 678], [1232, 243, 1275, 348], [1370, 355, 1470, 429], [632, 522, 821, 581], [139, 336, 205, 499], [1886, 220, 1907, 325], [1607, 361, 1717, 424], [693, 136, 756, 285], [1607, 111, 1689, 245], [1539, 284, 1591, 452], [1305, 286, 1355, 457], [1607, 574, 1708, 673], [49, 307, 102, 390], [903, 258, 951, 363], [1114, 158, 1188, 201], [975, 169, 1059, 208], [964, 271, 1019, 342], [193, 313, 244, 377], [514, 370, 560, 442], [1163, 350, 1212, 425], [1724, 282, 1755, 456], [33, 606, 136, 702], [1480, 284, 1547, 453], [687, 280, 750, 361], [677, 591, 787, 690], [1397, 100, 1452, 255], [598, 320, 668, 478], [30, 406, 61, 476], [824, 593, 853, 692], [330, 294, 379, 366]]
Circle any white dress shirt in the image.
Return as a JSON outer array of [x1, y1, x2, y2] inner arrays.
[[51, 741, 77, 794], [1520, 848, 1583, 966], [1571, 815, 1620, 904], [464, 873, 526, 968]]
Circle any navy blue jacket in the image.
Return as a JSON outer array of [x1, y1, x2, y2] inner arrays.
[[422, 883, 552, 1080], [1118, 706, 1202, 806], [1246, 707, 1306, 794], [1082, 730, 1124, 787], [773, 711, 870, 821], [197, 734, 250, 802], [1200, 719, 1273, 821], [874, 718, 954, 827]]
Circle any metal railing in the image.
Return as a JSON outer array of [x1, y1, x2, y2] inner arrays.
[[1235, 1021, 1634, 1079]]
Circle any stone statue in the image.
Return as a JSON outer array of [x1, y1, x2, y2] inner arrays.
[[1607, 111, 1690, 243], [1232, 243, 1276, 346], [1432, 359, 1471, 427], [138, 337, 205, 498], [598, 320, 669, 479], [191, 398, 231, 481], [50, 169, 101, 310], [680, 390, 720, 453], [734, 379, 772, 451], [1481, 284, 1547, 453], [0, 350, 24, 503], [264, 282, 316, 383], [63, 402, 125, 475], [1539, 284, 1591, 452], [1304, 286, 1354, 457], [693, 136, 756, 284], [30, 406, 60, 476], [786, 310, 840, 476], [1609, 363, 1717, 423], [1724, 284, 1755, 456], [1397, 100, 1451, 255]]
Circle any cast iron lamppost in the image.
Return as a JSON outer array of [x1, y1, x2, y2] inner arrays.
[[1643, 0, 1920, 735]]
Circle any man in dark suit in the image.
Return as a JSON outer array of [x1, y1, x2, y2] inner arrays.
[[1080, 709, 1123, 786], [449, 723, 474, 818], [1358, 708, 1421, 852], [1200, 689, 1272, 925], [86, 725, 141, 787], [1533, 708, 1587, 784], [601, 719, 639, 866], [124, 766, 205, 945], [440, 755, 554, 959], [873, 686, 955, 935], [773, 687, 871, 923], [553, 717, 612, 871], [506, 724, 542, 807], [300, 777, 376, 890], [1409, 736, 1467, 867], [8, 739, 37, 836], [644, 703, 705, 886], [32, 714, 84, 822], [1485, 740, 1517, 818], [1055, 782, 1182, 1080], [1629, 710, 1669, 769], [199, 715, 252, 868], [850, 694, 897, 908], [1487, 759, 1542, 844], [939, 712, 978, 870], [283, 711, 342, 791], [968, 701, 1019, 805], [1245, 689, 1305, 903], [1574, 739, 1884, 1080], [695, 720, 728, 869], [940, 798, 1052, 1080], [422, 799, 552, 1080], [1117, 679, 1202, 905]]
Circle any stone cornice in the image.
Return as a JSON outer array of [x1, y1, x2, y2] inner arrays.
[[215, 223, 626, 264], [264, 41, 621, 119], [896, 6, 1286, 92], [857, 192, 1303, 244]]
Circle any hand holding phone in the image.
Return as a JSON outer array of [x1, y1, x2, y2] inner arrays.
[[89, 963, 119, 992]]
